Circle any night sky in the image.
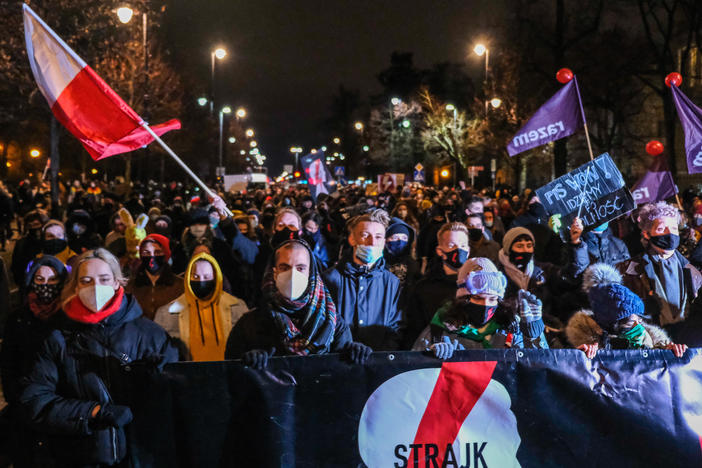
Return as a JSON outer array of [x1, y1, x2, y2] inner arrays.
[[163, 0, 504, 174]]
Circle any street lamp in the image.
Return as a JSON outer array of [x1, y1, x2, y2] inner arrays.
[[246, 129, 254, 138], [250, 140, 257, 148], [236, 107, 246, 119], [228, 137, 236, 143], [362, 145, 369, 152], [116, 5, 152, 181], [197, 97, 208, 106], [321, 146, 327, 151], [333, 137, 341, 144], [290, 146, 303, 171], [391, 97, 401, 106], [30, 149, 41, 158], [210, 46, 227, 114], [401, 119, 411, 129], [490, 97, 502, 108], [354, 122, 364, 131], [218, 105, 232, 176], [116, 6, 134, 23], [446, 103, 457, 129]]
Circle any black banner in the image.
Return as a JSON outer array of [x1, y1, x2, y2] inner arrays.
[[127, 350, 702, 467]]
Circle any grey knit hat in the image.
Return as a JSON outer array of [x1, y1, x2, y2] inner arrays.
[[502, 227, 535, 251], [456, 257, 507, 299]]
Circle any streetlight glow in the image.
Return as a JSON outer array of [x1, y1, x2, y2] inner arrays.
[[401, 119, 411, 128], [362, 145, 369, 152], [473, 44, 487, 56], [391, 97, 401, 106], [30, 149, 41, 158], [250, 140, 257, 147], [321, 146, 327, 151], [91, 168, 98, 175], [333, 137, 341, 144], [197, 97, 208, 106], [246, 129, 254, 138], [240, 150, 246, 155], [221, 106, 232, 114], [228, 137, 236, 143], [213, 47, 227, 59], [445, 104, 455, 111], [490, 97, 502, 108], [236, 107, 246, 118], [354, 122, 364, 131], [116, 6, 134, 24], [440, 169, 450, 178]]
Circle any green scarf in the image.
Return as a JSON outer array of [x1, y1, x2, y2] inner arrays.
[[430, 309, 500, 349], [619, 323, 646, 349]]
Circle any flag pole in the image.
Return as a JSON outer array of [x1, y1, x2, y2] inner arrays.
[[141, 122, 233, 217], [573, 76, 594, 161]]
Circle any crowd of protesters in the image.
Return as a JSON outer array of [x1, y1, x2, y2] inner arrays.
[[0, 175, 701, 466]]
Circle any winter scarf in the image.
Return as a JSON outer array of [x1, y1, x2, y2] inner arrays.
[[431, 307, 500, 349], [63, 287, 124, 324], [28, 292, 62, 320], [498, 248, 533, 291], [262, 241, 337, 355]]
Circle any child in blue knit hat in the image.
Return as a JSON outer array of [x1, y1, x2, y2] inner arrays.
[[566, 263, 687, 358]]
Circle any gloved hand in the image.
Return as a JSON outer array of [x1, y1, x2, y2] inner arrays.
[[548, 214, 562, 234], [430, 336, 460, 360], [518, 290, 542, 322], [243, 348, 275, 370], [93, 404, 133, 429], [345, 342, 372, 364]]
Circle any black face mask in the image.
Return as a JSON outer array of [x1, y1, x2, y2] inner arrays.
[[468, 228, 483, 242], [442, 248, 469, 271], [272, 228, 299, 247], [649, 233, 680, 251], [464, 301, 497, 326], [43, 238, 67, 255], [31, 282, 62, 304], [141, 255, 165, 274], [191, 280, 215, 300], [509, 250, 533, 272]]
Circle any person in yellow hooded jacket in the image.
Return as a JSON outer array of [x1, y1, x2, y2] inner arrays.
[[154, 251, 249, 361]]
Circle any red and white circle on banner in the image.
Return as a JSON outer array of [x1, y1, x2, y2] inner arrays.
[[358, 361, 521, 467]]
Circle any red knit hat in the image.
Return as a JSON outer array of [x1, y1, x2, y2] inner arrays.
[[141, 233, 171, 261]]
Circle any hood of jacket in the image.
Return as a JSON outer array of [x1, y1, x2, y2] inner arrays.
[[184, 251, 223, 308], [24, 254, 68, 289], [565, 309, 671, 349]]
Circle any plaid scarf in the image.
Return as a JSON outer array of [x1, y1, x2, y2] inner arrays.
[[262, 250, 337, 356]]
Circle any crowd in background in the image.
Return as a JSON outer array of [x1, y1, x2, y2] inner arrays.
[[0, 175, 701, 466]]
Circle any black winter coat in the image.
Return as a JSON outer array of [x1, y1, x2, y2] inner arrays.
[[19, 294, 177, 467]]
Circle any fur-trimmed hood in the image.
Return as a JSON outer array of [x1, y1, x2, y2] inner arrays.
[[565, 309, 671, 349], [582, 262, 622, 293]]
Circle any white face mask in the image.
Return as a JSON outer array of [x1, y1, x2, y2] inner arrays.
[[275, 268, 309, 301], [78, 284, 116, 312]]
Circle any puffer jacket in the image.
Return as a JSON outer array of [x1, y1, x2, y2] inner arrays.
[[412, 299, 548, 351], [323, 255, 403, 350], [19, 294, 177, 466], [565, 309, 672, 350]]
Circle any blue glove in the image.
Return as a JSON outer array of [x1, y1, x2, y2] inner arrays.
[[430, 336, 460, 360], [345, 342, 372, 364], [518, 290, 542, 322], [243, 348, 276, 369]]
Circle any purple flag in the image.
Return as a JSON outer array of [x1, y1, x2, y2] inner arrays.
[[507, 78, 585, 156], [670, 84, 702, 174], [631, 164, 678, 204]]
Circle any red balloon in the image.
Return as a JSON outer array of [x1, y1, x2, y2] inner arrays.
[[646, 140, 664, 156], [665, 72, 683, 87], [556, 68, 574, 84]]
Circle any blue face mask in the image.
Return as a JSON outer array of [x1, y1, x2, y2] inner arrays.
[[355, 244, 383, 265], [592, 222, 609, 232], [385, 239, 408, 257]]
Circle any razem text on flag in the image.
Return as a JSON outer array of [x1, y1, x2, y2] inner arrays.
[[631, 156, 678, 204], [23, 5, 180, 161], [507, 78, 584, 157]]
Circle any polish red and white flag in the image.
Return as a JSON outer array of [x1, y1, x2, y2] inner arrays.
[[23, 4, 180, 161]]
